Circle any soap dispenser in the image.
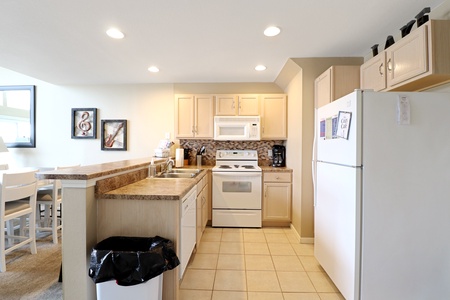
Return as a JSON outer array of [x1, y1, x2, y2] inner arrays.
[[148, 158, 156, 178]]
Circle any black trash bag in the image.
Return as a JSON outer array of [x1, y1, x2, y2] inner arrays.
[[88, 236, 180, 286]]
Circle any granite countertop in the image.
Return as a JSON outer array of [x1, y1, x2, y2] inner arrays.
[[101, 167, 210, 201], [261, 166, 293, 172]]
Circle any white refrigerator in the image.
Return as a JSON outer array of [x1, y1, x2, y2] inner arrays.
[[313, 90, 450, 300]]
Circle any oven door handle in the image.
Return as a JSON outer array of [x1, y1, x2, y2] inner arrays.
[[213, 172, 262, 177]]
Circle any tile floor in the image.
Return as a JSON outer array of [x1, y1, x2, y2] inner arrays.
[[180, 226, 344, 300]]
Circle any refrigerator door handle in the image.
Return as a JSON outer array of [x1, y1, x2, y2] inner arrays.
[[312, 134, 317, 207]]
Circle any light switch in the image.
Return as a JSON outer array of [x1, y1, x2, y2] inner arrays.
[[268, 150, 273, 158], [397, 96, 410, 125]]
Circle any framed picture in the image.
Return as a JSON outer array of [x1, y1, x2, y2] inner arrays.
[[71, 108, 97, 139], [336, 111, 352, 140], [101, 119, 127, 151]]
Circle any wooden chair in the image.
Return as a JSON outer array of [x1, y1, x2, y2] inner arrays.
[[36, 165, 79, 244], [1, 168, 38, 272]]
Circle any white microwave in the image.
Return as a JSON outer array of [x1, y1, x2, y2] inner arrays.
[[214, 116, 261, 141]]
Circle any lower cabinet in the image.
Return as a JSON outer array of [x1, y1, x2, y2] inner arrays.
[[262, 171, 292, 226], [196, 172, 209, 246]]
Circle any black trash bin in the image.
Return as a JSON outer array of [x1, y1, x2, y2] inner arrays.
[[89, 236, 179, 300]]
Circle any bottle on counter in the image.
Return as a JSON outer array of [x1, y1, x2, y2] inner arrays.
[[148, 158, 156, 178]]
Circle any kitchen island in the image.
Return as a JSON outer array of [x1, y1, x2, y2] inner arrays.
[[37, 158, 208, 300]]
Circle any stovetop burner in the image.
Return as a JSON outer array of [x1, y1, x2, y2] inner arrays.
[[213, 150, 262, 172]]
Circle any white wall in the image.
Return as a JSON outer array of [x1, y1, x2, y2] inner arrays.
[[1, 67, 175, 168]]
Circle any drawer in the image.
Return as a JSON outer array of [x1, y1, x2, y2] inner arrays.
[[264, 172, 291, 183]]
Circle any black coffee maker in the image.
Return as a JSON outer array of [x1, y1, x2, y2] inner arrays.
[[272, 145, 286, 167]]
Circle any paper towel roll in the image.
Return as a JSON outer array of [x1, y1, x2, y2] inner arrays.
[[175, 148, 184, 167]]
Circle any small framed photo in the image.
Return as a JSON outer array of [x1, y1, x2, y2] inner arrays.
[[101, 119, 127, 151], [71, 108, 97, 139], [336, 111, 352, 140]]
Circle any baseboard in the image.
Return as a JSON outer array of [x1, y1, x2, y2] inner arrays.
[[290, 224, 315, 244]]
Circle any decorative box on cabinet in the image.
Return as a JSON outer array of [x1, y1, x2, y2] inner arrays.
[[262, 171, 292, 227], [260, 94, 287, 140], [175, 94, 214, 139], [361, 19, 450, 91], [314, 66, 360, 108], [214, 94, 259, 116]]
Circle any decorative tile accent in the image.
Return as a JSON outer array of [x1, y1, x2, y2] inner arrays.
[[179, 139, 285, 166]]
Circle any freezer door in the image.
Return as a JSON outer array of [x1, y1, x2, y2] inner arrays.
[[317, 90, 362, 167], [314, 162, 361, 300]]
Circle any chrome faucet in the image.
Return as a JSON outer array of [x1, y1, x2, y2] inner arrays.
[[164, 158, 174, 173]]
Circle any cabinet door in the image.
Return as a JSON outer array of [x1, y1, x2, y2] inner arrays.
[[195, 95, 214, 138], [175, 95, 195, 138], [314, 68, 332, 108], [360, 52, 387, 91], [386, 24, 428, 88], [260, 94, 287, 140], [263, 182, 292, 222], [196, 192, 202, 245], [238, 94, 259, 115], [201, 184, 208, 230], [215, 94, 237, 115]]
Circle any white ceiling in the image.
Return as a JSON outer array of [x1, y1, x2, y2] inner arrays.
[[0, 0, 446, 85]]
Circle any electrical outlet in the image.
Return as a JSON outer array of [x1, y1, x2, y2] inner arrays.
[[268, 149, 273, 158], [165, 132, 171, 139]]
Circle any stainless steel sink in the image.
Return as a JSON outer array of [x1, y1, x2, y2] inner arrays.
[[154, 170, 200, 179]]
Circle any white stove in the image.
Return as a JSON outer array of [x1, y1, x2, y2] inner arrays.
[[212, 150, 262, 228]]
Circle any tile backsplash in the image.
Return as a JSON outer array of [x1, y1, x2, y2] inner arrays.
[[179, 139, 285, 166]]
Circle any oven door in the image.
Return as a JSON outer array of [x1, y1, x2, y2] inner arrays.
[[212, 171, 262, 209]]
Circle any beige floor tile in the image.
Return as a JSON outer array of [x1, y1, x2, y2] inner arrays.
[[219, 242, 244, 254], [264, 233, 290, 243], [243, 228, 264, 233], [217, 254, 245, 270], [179, 289, 213, 300], [245, 255, 274, 270], [188, 253, 218, 269], [244, 242, 270, 255], [318, 293, 345, 300], [277, 271, 316, 293], [205, 227, 222, 233], [201, 231, 222, 242], [272, 255, 305, 271], [212, 290, 247, 300], [285, 233, 300, 244], [222, 228, 243, 233], [248, 291, 284, 300], [221, 231, 244, 242], [308, 272, 340, 293], [180, 269, 215, 290], [283, 293, 321, 300], [214, 270, 247, 291], [268, 243, 296, 255], [243, 232, 266, 243], [246, 270, 281, 292], [298, 255, 323, 272], [263, 227, 286, 233], [292, 243, 314, 256], [197, 241, 221, 254]]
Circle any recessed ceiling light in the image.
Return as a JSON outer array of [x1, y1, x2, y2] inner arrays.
[[264, 26, 281, 37], [106, 28, 124, 39], [255, 65, 267, 71], [148, 66, 160, 73]]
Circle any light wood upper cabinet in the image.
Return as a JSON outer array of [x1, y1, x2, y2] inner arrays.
[[361, 20, 450, 92], [386, 24, 427, 88], [360, 52, 387, 91], [215, 94, 259, 116], [314, 66, 360, 108], [260, 94, 287, 140], [175, 94, 214, 139]]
